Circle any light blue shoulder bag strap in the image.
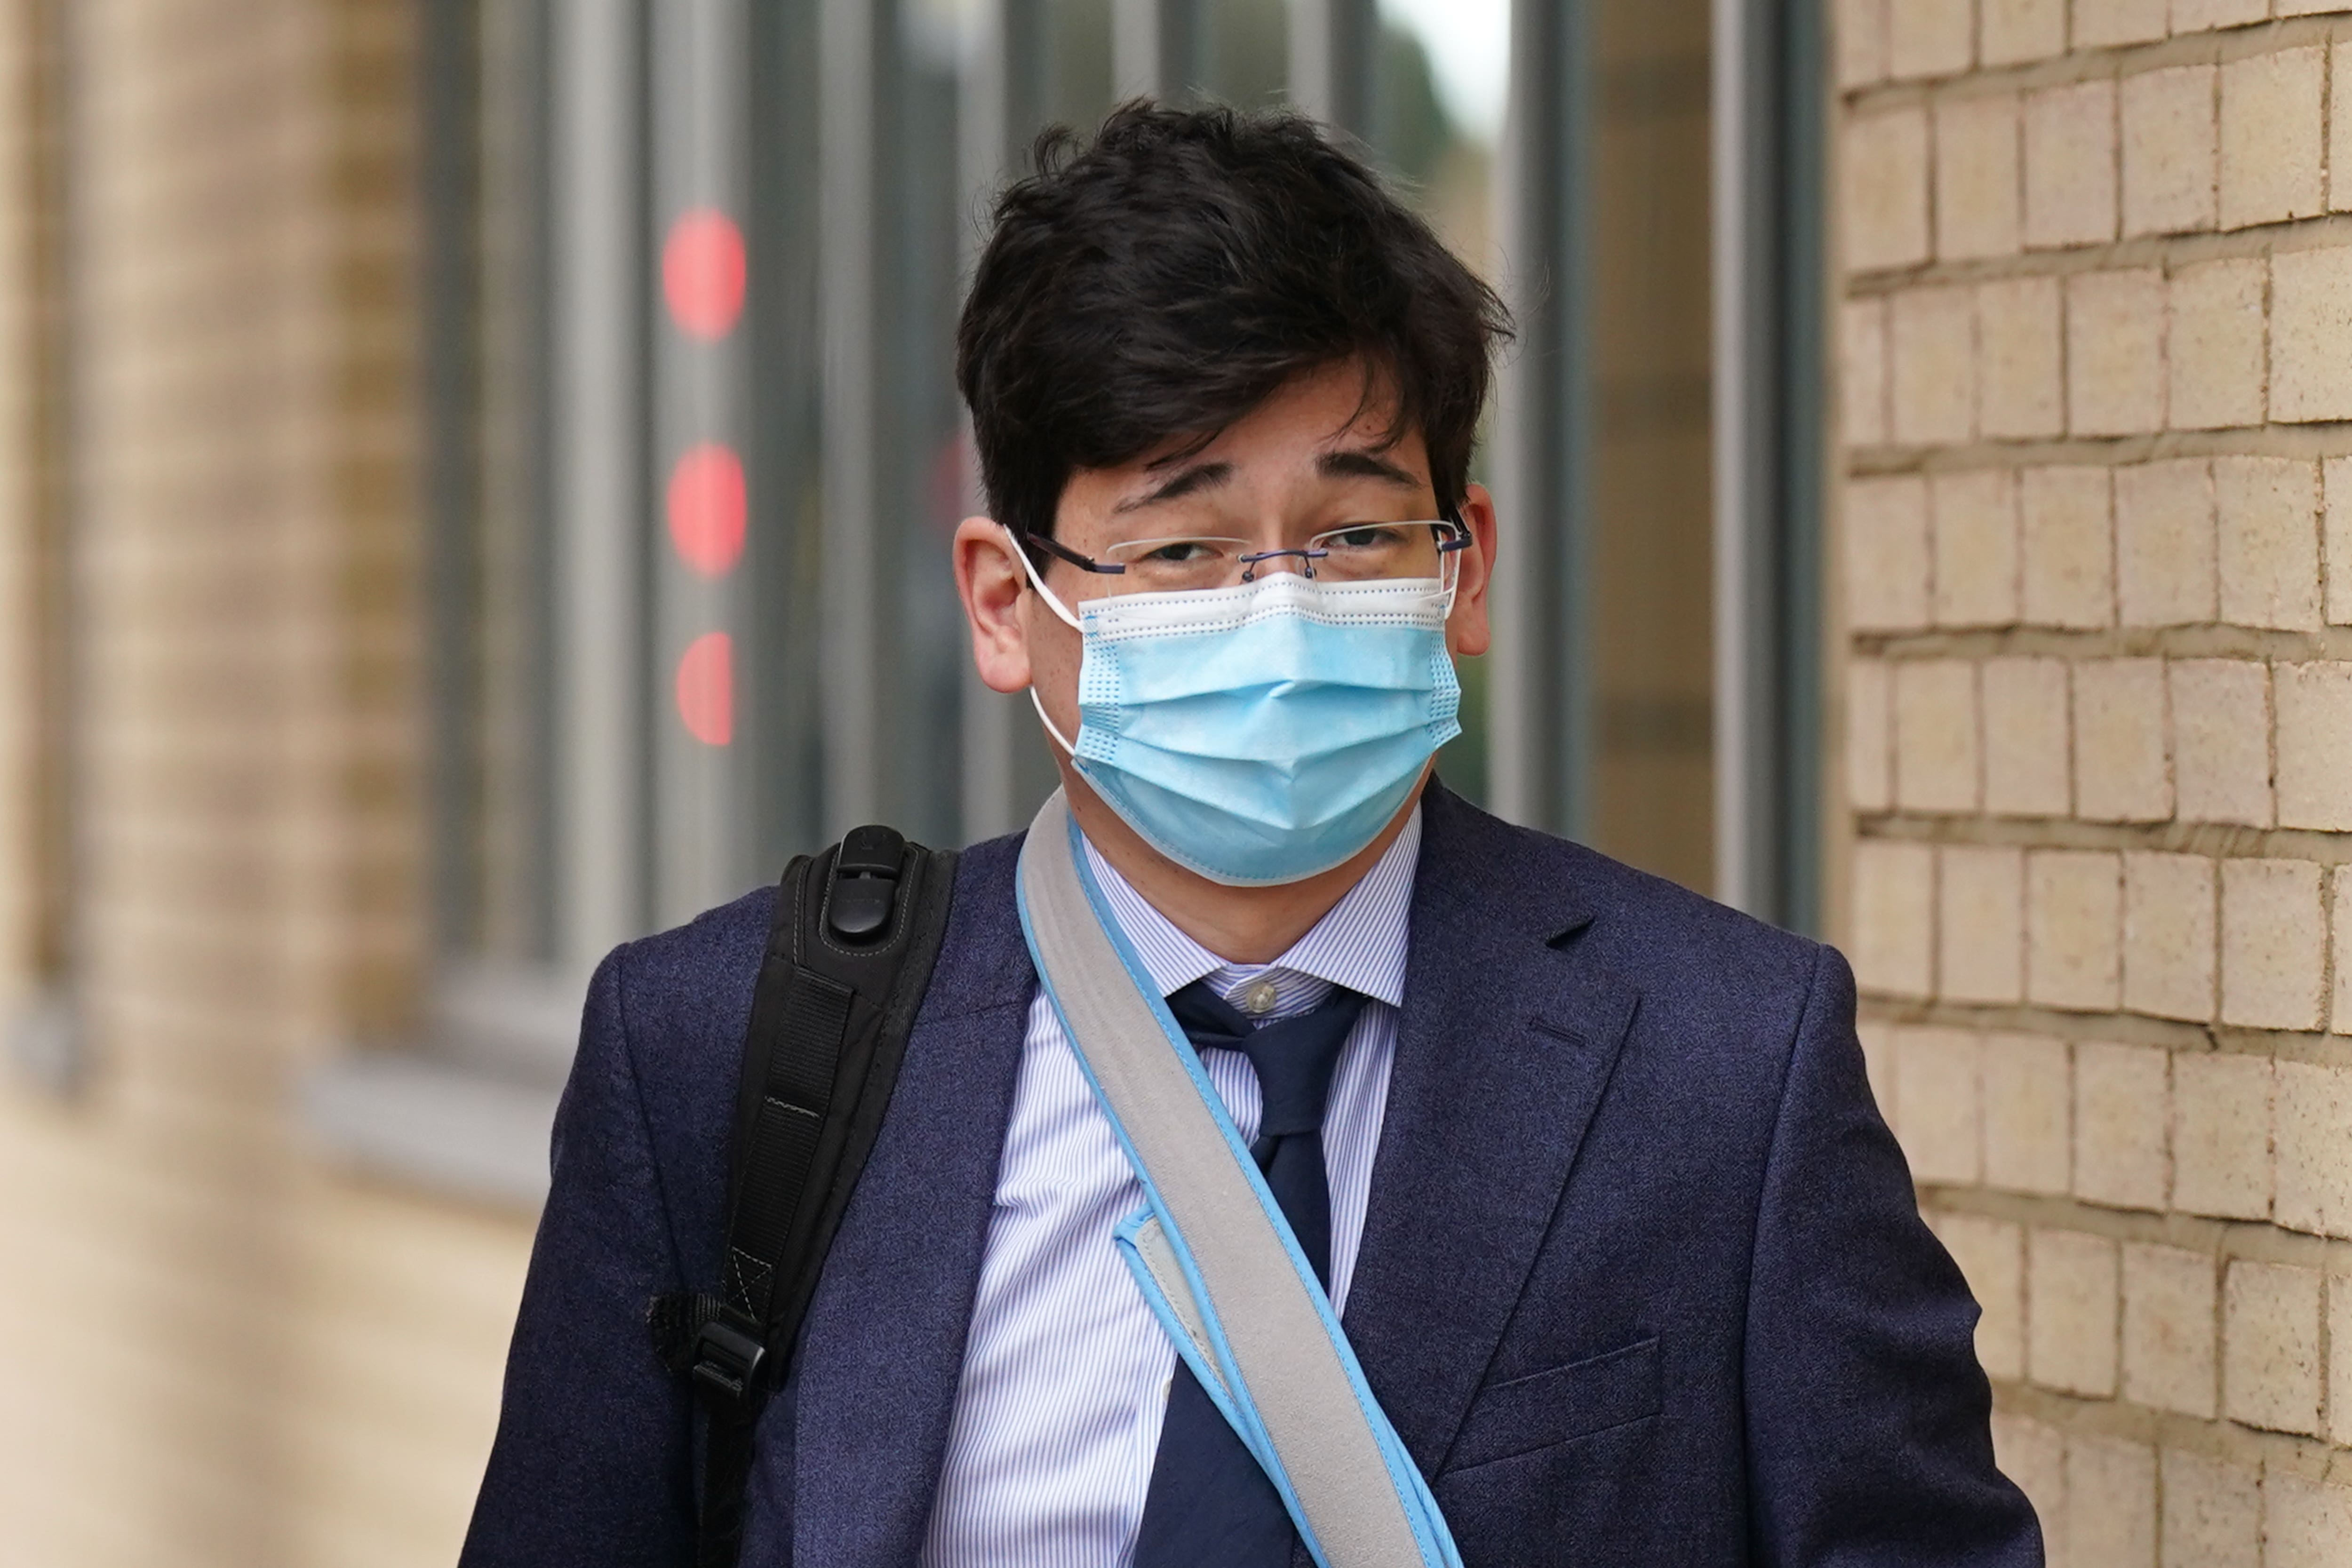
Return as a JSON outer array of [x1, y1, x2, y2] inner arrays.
[[1015, 789, 1463, 1568]]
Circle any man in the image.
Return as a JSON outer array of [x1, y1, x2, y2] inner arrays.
[[462, 106, 2041, 1566]]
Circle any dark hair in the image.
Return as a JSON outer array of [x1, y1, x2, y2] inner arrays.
[[956, 103, 1513, 547]]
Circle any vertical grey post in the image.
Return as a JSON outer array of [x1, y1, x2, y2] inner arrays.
[[1710, 0, 1826, 932], [958, 0, 1053, 842], [651, 0, 751, 924], [1286, 0, 1374, 135], [1114, 0, 1203, 101], [819, 0, 887, 839], [1488, 0, 1591, 836], [552, 0, 646, 966]]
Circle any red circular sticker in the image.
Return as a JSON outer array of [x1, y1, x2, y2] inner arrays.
[[662, 208, 746, 340], [675, 631, 734, 747], [667, 442, 747, 576]]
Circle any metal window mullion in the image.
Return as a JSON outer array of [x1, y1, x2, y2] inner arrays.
[[957, 0, 1052, 843], [551, 0, 649, 965], [1286, 0, 1374, 135], [1711, 0, 1826, 932], [818, 0, 888, 839], [1488, 0, 1592, 839], [1114, 0, 1205, 103], [650, 0, 752, 925]]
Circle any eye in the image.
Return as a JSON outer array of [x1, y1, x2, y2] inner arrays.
[[1323, 525, 1405, 549], [1140, 538, 1221, 564]]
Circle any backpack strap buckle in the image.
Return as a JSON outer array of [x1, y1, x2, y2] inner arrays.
[[689, 1314, 768, 1414]]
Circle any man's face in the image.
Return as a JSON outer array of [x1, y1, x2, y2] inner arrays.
[[953, 358, 1498, 761]]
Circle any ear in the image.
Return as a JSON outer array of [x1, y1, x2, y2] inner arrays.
[[1446, 482, 1498, 658], [953, 516, 1034, 694]]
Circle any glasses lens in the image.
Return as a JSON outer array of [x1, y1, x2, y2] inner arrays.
[[1309, 522, 1452, 582], [1102, 536, 1251, 592]]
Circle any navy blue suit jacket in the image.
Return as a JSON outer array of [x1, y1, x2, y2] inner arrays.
[[461, 786, 2041, 1566]]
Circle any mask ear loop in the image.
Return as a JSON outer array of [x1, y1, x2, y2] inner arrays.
[[1004, 524, 1083, 755], [1005, 524, 1084, 630]]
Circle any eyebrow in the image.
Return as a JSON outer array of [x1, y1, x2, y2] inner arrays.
[[1113, 461, 1233, 513], [1316, 449, 1423, 489]]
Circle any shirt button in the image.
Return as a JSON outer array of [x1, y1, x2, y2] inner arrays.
[[1240, 979, 1279, 1016]]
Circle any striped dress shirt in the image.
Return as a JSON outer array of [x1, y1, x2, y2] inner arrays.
[[918, 809, 1421, 1568]]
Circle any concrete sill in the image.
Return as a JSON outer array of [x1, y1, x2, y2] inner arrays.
[[301, 963, 586, 1213]]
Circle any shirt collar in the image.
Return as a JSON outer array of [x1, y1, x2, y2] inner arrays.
[[1077, 805, 1419, 1009]]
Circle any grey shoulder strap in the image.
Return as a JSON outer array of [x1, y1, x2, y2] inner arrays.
[[1016, 790, 1438, 1568]]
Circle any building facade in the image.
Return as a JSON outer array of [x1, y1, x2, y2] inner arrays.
[[1841, 0, 2352, 1559], [0, 0, 2344, 1563]]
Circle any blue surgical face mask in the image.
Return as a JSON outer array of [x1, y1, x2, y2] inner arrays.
[[1013, 530, 1462, 885]]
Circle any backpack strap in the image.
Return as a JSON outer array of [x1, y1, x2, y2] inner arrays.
[[646, 824, 957, 1568]]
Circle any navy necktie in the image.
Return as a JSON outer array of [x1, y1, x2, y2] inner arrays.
[[1131, 978, 1369, 1568]]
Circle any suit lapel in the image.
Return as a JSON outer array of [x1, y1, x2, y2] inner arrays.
[[790, 837, 1035, 1568], [1343, 787, 1638, 1475]]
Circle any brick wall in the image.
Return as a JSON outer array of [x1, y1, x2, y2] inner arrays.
[[0, 4, 532, 1563], [1839, 1, 2352, 1560]]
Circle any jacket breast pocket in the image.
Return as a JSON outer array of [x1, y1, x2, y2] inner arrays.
[[1442, 1337, 1663, 1473]]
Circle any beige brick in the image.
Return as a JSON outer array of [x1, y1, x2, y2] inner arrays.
[[1853, 838, 1935, 996], [1983, 0, 2067, 67], [2332, 1274, 2352, 1447], [1940, 845, 2024, 1003], [2021, 467, 2114, 629], [2273, 662, 2352, 831], [2219, 47, 2325, 231], [1890, 0, 1973, 79], [2169, 660, 2271, 827], [1936, 95, 2018, 260], [1847, 107, 1930, 271], [2222, 1259, 2322, 1434], [2172, 1053, 2271, 1220], [2029, 1229, 2119, 1396], [2073, 0, 2167, 44], [2117, 461, 2216, 625], [1842, 298, 1889, 447], [2276, 1061, 2352, 1238], [2336, 866, 2352, 1035], [1847, 658, 1892, 813], [1985, 1031, 2073, 1194], [1978, 276, 2065, 440], [2025, 82, 2119, 250], [1984, 656, 2073, 815], [2264, 1473, 2352, 1568], [1891, 286, 1978, 443], [2029, 851, 2121, 1011], [2216, 456, 2321, 630], [2166, 260, 2264, 431], [1991, 1414, 2067, 1561], [1836, 0, 1888, 88], [1846, 475, 1931, 632], [2124, 852, 2216, 1021], [2067, 270, 2166, 437], [1932, 470, 2018, 626], [2220, 859, 2324, 1030], [2073, 659, 2171, 823], [2076, 1040, 2169, 1211], [2271, 247, 2352, 423], [2158, 1450, 2260, 1568], [2169, 0, 2266, 31], [2327, 457, 2352, 624], [1937, 1212, 2024, 1379], [1895, 660, 1980, 813], [2122, 65, 2217, 237], [1858, 1019, 1898, 1118], [2336, 42, 2352, 214], [2064, 1435, 2155, 1568], [2122, 1244, 2216, 1417], [1895, 1026, 1982, 1183]]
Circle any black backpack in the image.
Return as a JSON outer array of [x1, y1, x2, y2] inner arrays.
[[646, 825, 958, 1568]]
